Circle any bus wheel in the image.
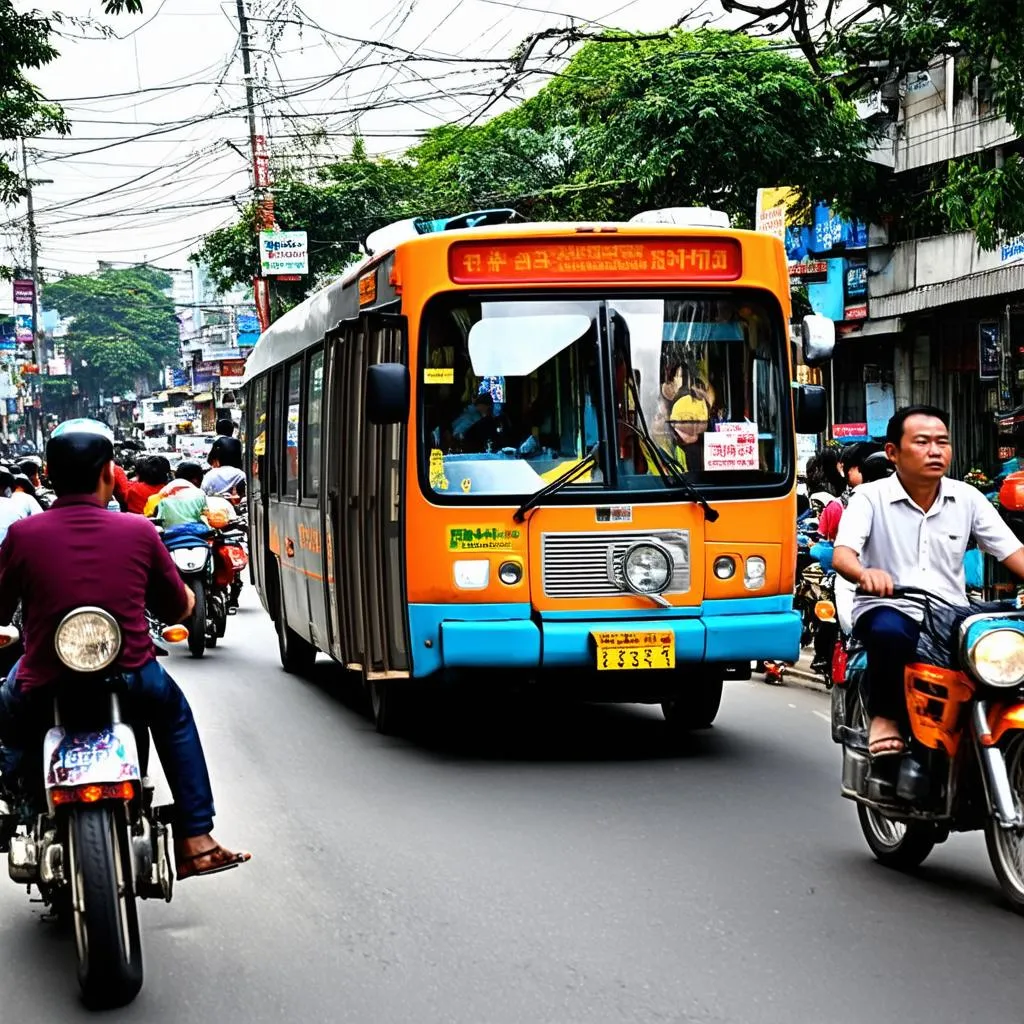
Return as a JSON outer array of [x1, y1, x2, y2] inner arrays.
[[275, 582, 316, 676], [369, 678, 403, 735], [661, 672, 724, 732]]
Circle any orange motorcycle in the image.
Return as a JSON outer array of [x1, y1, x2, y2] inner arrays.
[[832, 586, 1024, 912]]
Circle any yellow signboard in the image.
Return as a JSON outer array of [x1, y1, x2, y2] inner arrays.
[[424, 367, 455, 385], [447, 525, 522, 552]]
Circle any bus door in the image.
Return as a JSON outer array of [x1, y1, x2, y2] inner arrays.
[[320, 313, 410, 677], [247, 373, 270, 608]]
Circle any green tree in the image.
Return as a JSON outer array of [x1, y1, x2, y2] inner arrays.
[[721, 0, 1024, 247], [192, 141, 425, 314], [44, 265, 179, 399], [196, 28, 875, 308], [0, 1, 142, 205]]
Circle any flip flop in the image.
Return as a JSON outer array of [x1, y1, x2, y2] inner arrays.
[[176, 845, 251, 880], [868, 735, 906, 758]]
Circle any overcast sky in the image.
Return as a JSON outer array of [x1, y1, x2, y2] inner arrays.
[[1, 0, 771, 308]]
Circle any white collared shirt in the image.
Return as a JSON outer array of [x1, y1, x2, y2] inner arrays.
[[835, 473, 1023, 624]]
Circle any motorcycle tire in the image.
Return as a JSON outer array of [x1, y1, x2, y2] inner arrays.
[[188, 582, 206, 658], [856, 803, 936, 870], [983, 734, 1024, 915], [68, 804, 143, 1009]]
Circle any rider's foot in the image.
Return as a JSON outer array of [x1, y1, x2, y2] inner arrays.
[[868, 716, 906, 757], [175, 833, 251, 880]]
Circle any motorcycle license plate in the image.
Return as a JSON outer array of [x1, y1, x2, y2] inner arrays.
[[592, 631, 675, 671]]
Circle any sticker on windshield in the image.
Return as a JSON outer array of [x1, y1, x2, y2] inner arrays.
[[429, 449, 449, 491], [460, 478, 472, 493], [424, 368, 454, 385], [448, 525, 522, 552], [704, 424, 759, 471]]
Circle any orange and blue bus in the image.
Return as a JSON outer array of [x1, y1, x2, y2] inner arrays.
[[241, 208, 834, 733]]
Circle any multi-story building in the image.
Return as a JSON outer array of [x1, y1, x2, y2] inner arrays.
[[842, 55, 1023, 474]]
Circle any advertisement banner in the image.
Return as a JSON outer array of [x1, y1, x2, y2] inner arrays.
[[220, 359, 246, 377], [258, 231, 308, 276], [833, 422, 869, 439], [14, 314, 33, 344], [12, 280, 34, 305]]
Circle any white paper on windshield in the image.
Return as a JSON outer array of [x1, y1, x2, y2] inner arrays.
[[704, 423, 759, 471]]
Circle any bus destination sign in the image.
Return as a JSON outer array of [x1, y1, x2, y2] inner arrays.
[[448, 238, 741, 285]]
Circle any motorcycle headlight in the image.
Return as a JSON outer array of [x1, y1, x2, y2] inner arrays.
[[54, 608, 122, 673], [171, 546, 210, 572], [968, 629, 1024, 687], [622, 542, 673, 596]]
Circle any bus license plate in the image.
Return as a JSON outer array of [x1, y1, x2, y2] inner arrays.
[[592, 631, 675, 671]]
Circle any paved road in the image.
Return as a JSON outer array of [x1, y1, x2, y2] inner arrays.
[[1, 592, 1023, 1023]]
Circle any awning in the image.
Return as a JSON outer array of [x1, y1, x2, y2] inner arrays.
[[837, 316, 903, 338], [871, 263, 1024, 319], [192, 392, 214, 403]]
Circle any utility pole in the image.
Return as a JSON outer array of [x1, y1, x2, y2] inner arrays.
[[20, 137, 44, 450], [235, 0, 274, 333]]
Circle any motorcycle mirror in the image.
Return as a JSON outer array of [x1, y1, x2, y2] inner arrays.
[[0, 626, 20, 647]]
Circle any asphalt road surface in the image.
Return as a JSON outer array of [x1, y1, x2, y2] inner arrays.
[[1, 591, 1023, 1023]]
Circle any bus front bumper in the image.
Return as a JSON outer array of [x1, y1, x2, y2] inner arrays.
[[407, 596, 801, 678]]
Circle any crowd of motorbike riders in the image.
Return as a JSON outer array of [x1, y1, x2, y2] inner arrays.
[[0, 416, 251, 902]]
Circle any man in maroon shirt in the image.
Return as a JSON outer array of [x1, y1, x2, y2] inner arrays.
[[0, 419, 249, 880]]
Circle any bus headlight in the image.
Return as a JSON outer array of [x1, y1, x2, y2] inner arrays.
[[744, 556, 767, 590], [54, 607, 122, 673], [622, 543, 673, 596], [968, 629, 1024, 687]]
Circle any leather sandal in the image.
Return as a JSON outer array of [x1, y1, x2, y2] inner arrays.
[[176, 845, 251, 880]]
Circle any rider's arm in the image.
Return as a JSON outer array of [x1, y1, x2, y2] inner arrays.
[[0, 526, 22, 625], [832, 489, 894, 595], [970, 486, 1024, 575]]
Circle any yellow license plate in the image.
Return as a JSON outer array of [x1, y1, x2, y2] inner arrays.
[[592, 630, 676, 671]]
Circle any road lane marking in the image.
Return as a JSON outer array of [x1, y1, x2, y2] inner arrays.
[[812, 710, 831, 722]]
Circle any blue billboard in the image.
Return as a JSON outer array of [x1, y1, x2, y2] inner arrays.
[[785, 202, 867, 262]]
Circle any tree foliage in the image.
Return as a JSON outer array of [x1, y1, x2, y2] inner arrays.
[[721, 0, 1024, 247], [195, 28, 875, 311], [44, 265, 179, 397]]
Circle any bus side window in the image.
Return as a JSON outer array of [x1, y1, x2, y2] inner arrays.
[[304, 348, 324, 499], [284, 358, 302, 500], [250, 374, 268, 492]]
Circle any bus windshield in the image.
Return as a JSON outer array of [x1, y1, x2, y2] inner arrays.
[[420, 293, 789, 499]]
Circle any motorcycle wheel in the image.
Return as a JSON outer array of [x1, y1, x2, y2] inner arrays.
[[188, 581, 206, 658], [857, 803, 936, 869], [984, 733, 1024, 914], [67, 804, 143, 1009]]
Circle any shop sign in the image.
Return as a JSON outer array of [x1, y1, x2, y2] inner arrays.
[[844, 304, 868, 320], [258, 231, 308, 275], [12, 280, 34, 305], [832, 422, 869, 439]]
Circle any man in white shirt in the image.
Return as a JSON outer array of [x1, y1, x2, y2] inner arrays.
[[834, 406, 1024, 757]]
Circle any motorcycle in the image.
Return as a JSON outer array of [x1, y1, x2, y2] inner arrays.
[[0, 610, 184, 1007], [159, 521, 247, 658], [832, 585, 1024, 913]]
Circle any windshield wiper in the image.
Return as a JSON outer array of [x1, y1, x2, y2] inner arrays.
[[618, 418, 720, 523], [513, 443, 601, 524]]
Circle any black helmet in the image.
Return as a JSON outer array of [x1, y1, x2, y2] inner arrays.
[[18, 456, 41, 475], [859, 449, 896, 483], [175, 460, 204, 486], [0, 468, 14, 495], [46, 418, 115, 497], [12, 474, 35, 498]]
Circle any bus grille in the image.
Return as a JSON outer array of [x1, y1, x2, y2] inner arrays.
[[540, 530, 690, 599]]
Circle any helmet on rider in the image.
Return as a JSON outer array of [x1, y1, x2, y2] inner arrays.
[[46, 418, 116, 498], [175, 460, 204, 489]]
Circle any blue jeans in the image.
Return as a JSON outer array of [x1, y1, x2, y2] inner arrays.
[[0, 658, 216, 837], [853, 608, 921, 723]]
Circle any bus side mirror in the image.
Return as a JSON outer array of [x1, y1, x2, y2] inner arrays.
[[794, 384, 827, 434], [366, 363, 409, 425], [801, 314, 835, 366]]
